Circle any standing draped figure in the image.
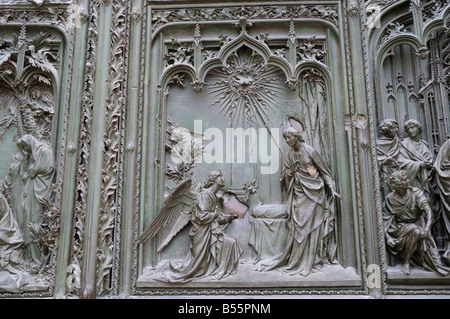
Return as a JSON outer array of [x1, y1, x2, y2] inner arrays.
[[376, 119, 400, 199], [434, 138, 450, 264], [398, 120, 437, 205], [257, 127, 341, 276], [10, 135, 54, 266]]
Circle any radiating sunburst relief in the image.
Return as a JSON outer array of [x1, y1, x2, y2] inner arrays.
[[205, 47, 290, 130]]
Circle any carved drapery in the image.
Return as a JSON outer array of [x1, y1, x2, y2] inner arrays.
[[368, 0, 450, 294], [0, 4, 72, 297], [130, 1, 366, 297]]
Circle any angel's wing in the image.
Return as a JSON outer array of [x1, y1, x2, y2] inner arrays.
[[137, 178, 197, 245], [156, 211, 191, 252]]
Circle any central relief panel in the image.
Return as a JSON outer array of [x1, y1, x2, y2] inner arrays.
[[135, 3, 362, 292]]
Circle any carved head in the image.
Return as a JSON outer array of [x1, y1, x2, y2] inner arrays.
[[203, 170, 224, 188], [283, 127, 304, 147], [404, 119, 423, 138], [389, 170, 410, 191], [379, 119, 399, 138], [16, 134, 36, 154]]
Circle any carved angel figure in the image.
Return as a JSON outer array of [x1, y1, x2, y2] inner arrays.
[[138, 170, 244, 283]]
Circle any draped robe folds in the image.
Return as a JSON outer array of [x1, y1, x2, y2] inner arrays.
[[398, 138, 435, 198], [13, 135, 54, 265], [154, 189, 243, 283], [434, 139, 450, 261], [383, 188, 448, 275], [259, 144, 337, 276], [0, 195, 29, 292], [377, 136, 400, 197]]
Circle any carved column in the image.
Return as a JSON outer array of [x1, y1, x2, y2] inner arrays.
[[118, 0, 142, 299], [73, 0, 130, 298], [53, 0, 90, 299], [346, 0, 384, 297], [410, 0, 425, 43]]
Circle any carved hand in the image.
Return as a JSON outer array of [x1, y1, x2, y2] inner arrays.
[[332, 191, 342, 200], [223, 214, 238, 223], [383, 157, 397, 167], [420, 161, 432, 169], [28, 165, 37, 179], [421, 229, 431, 239], [290, 161, 300, 175]]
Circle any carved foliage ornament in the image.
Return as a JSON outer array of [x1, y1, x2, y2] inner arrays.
[[0, 8, 72, 32], [96, 0, 128, 296], [151, 5, 339, 33], [161, 14, 329, 97], [0, 0, 72, 5], [297, 36, 326, 63], [0, 24, 57, 143], [422, 0, 450, 24]]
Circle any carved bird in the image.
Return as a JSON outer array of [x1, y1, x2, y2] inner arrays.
[[235, 73, 254, 87]]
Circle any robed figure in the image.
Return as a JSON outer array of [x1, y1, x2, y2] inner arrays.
[[383, 170, 448, 276], [376, 119, 400, 198], [10, 135, 54, 265], [258, 127, 341, 276], [398, 120, 436, 204], [0, 194, 29, 292], [434, 138, 450, 264], [142, 170, 243, 283]]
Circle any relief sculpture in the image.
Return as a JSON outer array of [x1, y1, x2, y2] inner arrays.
[[373, 1, 450, 283], [0, 23, 58, 293], [13, 135, 54, 267], [383, 170, 449, 276], [0, 0, 449, 299], [0, 193, 29, 292], [140, 122, 344, 283], [378, 118, 450, 276], [256, 124, 341, 276], [398, 120, 438, 210], [135, 4, 361, 289], [139, 171, 243, 283], [434, 139, 450, 265], [376, 119, 400, 199]]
